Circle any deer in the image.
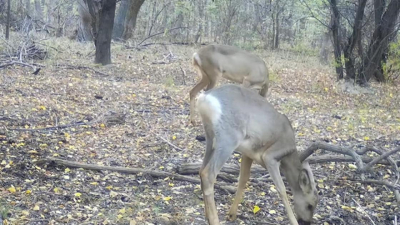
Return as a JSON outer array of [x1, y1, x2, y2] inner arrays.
[[189, 44, 269, 125], [196, 84, 319, 225]]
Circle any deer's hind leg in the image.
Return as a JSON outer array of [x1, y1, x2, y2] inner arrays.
[[200, 131, 241, 225], [228, 155, 253, 221]]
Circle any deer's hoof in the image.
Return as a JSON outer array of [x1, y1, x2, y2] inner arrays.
[[227, 213, 237, 221]]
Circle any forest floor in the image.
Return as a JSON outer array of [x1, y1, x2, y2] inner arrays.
[[0, 38, 399, 225]]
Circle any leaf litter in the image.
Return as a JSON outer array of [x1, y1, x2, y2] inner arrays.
[[0, 42, 399, 224]]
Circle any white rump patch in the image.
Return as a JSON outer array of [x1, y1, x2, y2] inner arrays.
[[196, 93, 222, 124], [193, 52, 201, 66]]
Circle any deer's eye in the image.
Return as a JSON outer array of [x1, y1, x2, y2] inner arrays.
[[307, 204, 313, 210]]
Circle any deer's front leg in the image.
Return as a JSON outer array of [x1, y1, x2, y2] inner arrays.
[[264, 157, 299, 225]]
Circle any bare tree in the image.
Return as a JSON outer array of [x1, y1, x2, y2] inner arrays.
[[122, 0, 145, 40], [85, 0, 117, 65]]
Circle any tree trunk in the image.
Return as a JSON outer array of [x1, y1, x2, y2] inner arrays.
[[194, 0, 204, 44], [274, 11, 280, 49], [319, 32, 330, 64], [78, 0, 93, 41], [362, 0, 400, 83], [122, 0, 145, 40], [25, 0, 31, 16], [5, 0, 10, 39], [94, 0, 117, 65], [343, 0, 367, 81], [329, 0, 344, 80], [113, 0, 129, 40], [372, 0, 387, 82], [34, 0, 42, 20]]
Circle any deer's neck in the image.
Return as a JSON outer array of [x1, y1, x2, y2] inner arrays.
[[280, 151, 302, 194]]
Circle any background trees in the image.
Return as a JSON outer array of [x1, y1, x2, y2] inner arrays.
[[1, 0, 400, 83]]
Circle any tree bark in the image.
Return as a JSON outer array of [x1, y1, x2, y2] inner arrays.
[[319, 32, 330, 64], [194, 0, 205, 44], [113, 0, 130, 40], [343, 0, 367, 81], [122, 0, 145, 40], [5, 0, 10, 39], [362, 0, 400, 82], [329, 0, 344, 80], [34, 0, 42, 20], [94, 0, 117, 65], [77, 0, 93, 41]]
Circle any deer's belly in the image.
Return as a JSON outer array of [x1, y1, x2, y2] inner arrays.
[[236, 139, 265, 165]]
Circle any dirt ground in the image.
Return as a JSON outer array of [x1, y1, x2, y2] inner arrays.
[[0, 40, 399, 225]]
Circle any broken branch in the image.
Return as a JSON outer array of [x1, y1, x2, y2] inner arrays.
[[36, 157, 236, 194]]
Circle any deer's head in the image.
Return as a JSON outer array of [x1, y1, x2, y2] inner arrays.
[[293, 162, 319, 225]]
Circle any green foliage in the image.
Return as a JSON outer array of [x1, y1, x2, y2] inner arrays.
[[269, 69, 280, 84], [0, 198, 10, 220], [292, 42, 318, 56], [382, 39, 400, 81], [163, 75, 175, 87]]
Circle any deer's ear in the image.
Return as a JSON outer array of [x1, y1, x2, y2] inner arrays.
[[299, 169, 312, 194]]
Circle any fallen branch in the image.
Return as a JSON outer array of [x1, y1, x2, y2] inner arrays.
[[349, 179, 400, 202], [36, 157, 236, 194], [158, 135, 185, 152], [55, 64, 109, 77], [178, 154, 395, 176], [0, 61, 42, 70], [178, 163, 265, 175], [6, 121, 91, 132], [137, 27, 188, 47]]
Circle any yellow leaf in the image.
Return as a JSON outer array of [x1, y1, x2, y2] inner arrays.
[[132, 94, 136, 97], [28, 150, 38, 154], [39, 143, 48, 149], [169, 183, 174, 187], [39, 105, 46, 110], [110, 191, 118, 198], [1, 160, 6, 165], [33, 205, 40, 211], [8, 186, 16, 193], [117, 214, 123, 219], [54, 187, 60, 193], [260, 192, 266, 196], [106, 185, 113, 190], [119, 208, 126, 214], [65, 168, 70, 173], [364, 136, 370, 141], [253, 205, 260, 214], [16, 143, 25, 147], [348, 164, 357, 169], [90, 182, 98, 185], [341, 205, 353, 212], [269, 209, 276, 214], [318, 183, 325, 189], [22, 210, 30, 216], [26, 190, 32, 194], [383, 174, 390, 179], [163, 196, 172, 201], [159, 166, 164, 169], [75, 193, 82, 197], [238, 158, 242, 163], [172, 135, 177, 140], [100, 123, 105, 128], [324, 87, 329, 92], [270, 185, 277, 193]]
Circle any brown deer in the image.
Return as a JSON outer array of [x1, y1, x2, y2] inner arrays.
[[196, 84, 319, 225], [189, 44, 269, 125]]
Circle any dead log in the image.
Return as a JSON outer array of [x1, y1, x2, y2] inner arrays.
[[35, 157, 236, 194]]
